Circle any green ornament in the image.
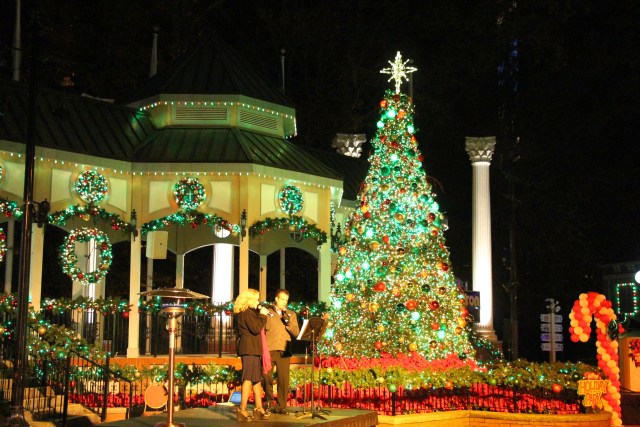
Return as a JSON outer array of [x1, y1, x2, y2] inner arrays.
[[421, 284, 431, 293], [388, 384, 397, 393]]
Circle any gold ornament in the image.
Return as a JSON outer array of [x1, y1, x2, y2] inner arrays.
[[369, 303, 379, 312], [409, 343, 418, 352], [394, 212, 405, 223], [377, 324, 385, 332], [346, 293, 355, 301], [38, 326, 47, 336], [369, 241, 381, 251]]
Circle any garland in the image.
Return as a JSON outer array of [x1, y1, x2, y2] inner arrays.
[[174, 177, 206, 210], [48, 204, 134, 233], [75, 170, 109, 204], [279, 184, 304, 215], [0, 229, 6, 263], [41, 296, 131, 315], [141, 210, 239, 235], [59, 228, 112, 285], [249, 215, 327, 244], [0, 198, 24, 219]]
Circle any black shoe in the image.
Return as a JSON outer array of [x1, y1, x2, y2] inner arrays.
[[273, 408, 290, 415]]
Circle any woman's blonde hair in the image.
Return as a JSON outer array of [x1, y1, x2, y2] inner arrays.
[[233, 288, 260, 313]]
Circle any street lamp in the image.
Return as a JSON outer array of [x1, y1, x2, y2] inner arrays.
[[240, 209, 247, 241], [139, 287, 208, 427]]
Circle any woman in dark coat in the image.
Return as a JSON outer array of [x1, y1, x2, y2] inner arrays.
[[234, 288, 271, 421]]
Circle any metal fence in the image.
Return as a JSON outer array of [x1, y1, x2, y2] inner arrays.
[[41, 309, 239, 357]]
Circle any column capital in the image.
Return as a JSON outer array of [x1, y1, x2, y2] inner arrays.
[[465, 136, 496, 163]]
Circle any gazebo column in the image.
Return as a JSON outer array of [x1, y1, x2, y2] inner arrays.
[[239, 235, 249, 294], [175, 253, 184, 352], [259, 255, 267, 301], [145, 259, 153, 354], [127, 232, 142, 358], [72, 242, 89, 340], [317, 243, 331, 302], [28, 223, 44, 312], [465, 136, 497, 341], [212, 244, 234, 301], [175, 253, 185, 289], [280, 248, 286, 289], [4, 220, 14, 293]]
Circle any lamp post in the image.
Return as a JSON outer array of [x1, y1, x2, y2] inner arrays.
[[240, 209, 247, 241], [139, 288, 208, 427]]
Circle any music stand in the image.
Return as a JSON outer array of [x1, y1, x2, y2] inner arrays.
[[294, 317, 328, 420]]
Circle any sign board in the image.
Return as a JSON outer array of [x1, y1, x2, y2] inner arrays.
[[463, 290, 480, 323], [540, 314, 562, 323], [541, 342, 563, 352], [541, 333, 563, 342], [577, 379, 609, 408], [540, 323, 563, 332]]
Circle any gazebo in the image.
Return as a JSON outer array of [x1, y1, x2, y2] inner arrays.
[[0, 34, 367, 359]]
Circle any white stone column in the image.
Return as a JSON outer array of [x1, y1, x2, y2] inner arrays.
[[317, 243, 331, 302], [127, 231, 142, 358], [279, 248, 286, 290], [465, 136, 497, 341], [4, 220, 15, 293], [28, 223, 44, 312]]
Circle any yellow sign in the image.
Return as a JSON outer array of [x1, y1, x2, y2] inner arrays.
[[577, 379, 609, 408]]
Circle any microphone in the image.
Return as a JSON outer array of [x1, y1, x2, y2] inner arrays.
[[259, 304, 274, 317]]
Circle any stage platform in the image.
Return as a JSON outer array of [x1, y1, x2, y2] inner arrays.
[[98, 406, 378, 427]]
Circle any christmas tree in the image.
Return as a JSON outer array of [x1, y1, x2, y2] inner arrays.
[[322, 52, 475, 361]]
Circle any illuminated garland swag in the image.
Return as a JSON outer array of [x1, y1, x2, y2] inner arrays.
[[48, 204, 134, 233], [249, 215, 327, 244], [142, 210, 239, 235]]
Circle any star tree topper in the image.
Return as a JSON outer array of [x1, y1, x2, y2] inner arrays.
[[380, 51, 417, 94]]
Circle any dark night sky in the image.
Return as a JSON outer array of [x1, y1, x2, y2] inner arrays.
[[0, 0, 638, 359]]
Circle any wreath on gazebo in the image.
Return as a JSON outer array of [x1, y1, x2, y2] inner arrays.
[[59, 228, 112, 285]]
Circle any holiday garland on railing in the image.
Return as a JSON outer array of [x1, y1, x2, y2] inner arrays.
[[0, 198, 24, 219], [48, 204, 134, 233], [59, 228, 113, 285], [249, 215, 327, 244], [41, 296, 131, 315], [141, 210, 239, 235]]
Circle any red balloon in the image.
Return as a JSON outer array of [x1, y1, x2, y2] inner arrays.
[[570, 335, 580, 343]]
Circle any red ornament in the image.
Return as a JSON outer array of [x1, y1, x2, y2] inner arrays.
[[444, 381, 454, 390], [375, 341, 383, 350], [374, 281, 386, 292], [380, 100, 388, 108], [405, 300, 417, 311], [431, 322, 439, 330], [382, 235, 390, 244], [122, 311, 130, 319], [429, 300, 440, 311], [191, 222, 198, 229], [551, 383, 563, 393], [364, 211, 372, 219]]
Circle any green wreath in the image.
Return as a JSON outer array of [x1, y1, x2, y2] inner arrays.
[[59, 228, 112, 285], [75, 170, 109, 204], [174, 177, 206, 210], [279, 185, 304, 215]]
